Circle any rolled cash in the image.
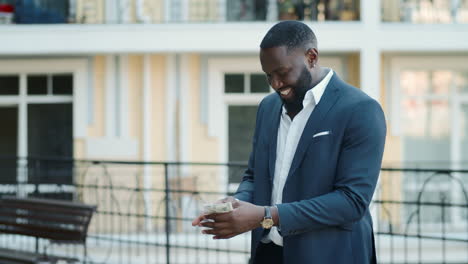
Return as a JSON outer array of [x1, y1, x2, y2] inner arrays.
[[203, 202, 233, 214]]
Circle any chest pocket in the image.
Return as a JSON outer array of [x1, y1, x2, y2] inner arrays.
[[305, 132, 334, 161]]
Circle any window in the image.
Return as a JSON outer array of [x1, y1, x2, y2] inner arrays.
[[26, 74, 73, 95], [187, 0, 361, 22], [382, 0, 468, 23], [224, 73, 271, 94], [0, 75, 19, 95], [225, 72, 271, 186], [391, 57, 468, 229]]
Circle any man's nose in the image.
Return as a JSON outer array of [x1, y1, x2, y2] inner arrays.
[[270, 77, 283, 90]]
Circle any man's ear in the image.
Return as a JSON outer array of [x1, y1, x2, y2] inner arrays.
[[305, 48, 318, 68]]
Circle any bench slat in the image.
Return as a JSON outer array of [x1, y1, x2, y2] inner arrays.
[[2, 196, 95, 210], [0, 201, 95, 216], [0, 210, 88, 226]]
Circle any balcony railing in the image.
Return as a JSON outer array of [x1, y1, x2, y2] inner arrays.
[[0, 157, 467, 263], [0, 0, 360, 25], [382, 0, 468, 24]]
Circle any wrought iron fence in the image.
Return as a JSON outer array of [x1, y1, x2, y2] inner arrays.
[[1, 0, 361, 24], [0, 157, 467, 263]]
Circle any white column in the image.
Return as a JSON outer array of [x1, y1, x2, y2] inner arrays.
[[360, 47, 381, 101], [163, 0, 171, 22], [360, 0, 381, 101], [266, 0, 278, 21], [136, 0, 151, 23], [165, 54, 177, 161], [179, 54, 191, 164], [105, 0, 118, 23], [119, 0, 132, 23], [118, 54, 129, 138], [87, 57, 94, 126], [180, 0, 189, 22], [218, 0, 227, 22], [17, 74, 28, 197], [105, 55, 117, 137], [142, 54, 153, 231]]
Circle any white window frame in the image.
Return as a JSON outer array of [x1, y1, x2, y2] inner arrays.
[[0, 58, 88, 140], [389, 55, 468, 230], [0, 58, 87, 196]]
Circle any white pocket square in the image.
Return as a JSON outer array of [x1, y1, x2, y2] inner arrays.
[[313, 131, 331, 138]]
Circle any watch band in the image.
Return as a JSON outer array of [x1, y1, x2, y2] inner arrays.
[[261, 206, 274, 229], [264, 206, 272, 219]]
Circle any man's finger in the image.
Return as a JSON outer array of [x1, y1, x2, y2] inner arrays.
[[203, 227, 233, 236], [213, 233, 237, 240], [200, 221, 229, 230], [191, 214, 206, 226], [205, 212, 231, 222]]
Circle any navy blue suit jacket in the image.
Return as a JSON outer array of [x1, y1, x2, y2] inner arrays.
[[235, 74, 386, 264]]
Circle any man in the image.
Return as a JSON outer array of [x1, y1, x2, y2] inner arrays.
[[192, 21, 386, 264]]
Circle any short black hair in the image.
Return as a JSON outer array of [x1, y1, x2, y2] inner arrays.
[[260, 21, 317, 53]]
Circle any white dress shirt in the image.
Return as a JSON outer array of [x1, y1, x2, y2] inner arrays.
[[264, 69, 334, 246]]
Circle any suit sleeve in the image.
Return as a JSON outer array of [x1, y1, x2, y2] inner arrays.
[[234, 100, 265, 203], [276, 99, 386, 236]]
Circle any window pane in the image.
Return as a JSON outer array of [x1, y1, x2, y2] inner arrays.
[[225, 74, 244, 93], [27, 75, 48, 95], [456, 71, 468, 93], [0, 107, 18, 184], [431, 71, 452, 95], [382, 0, 468, 23], [53, 74, 73, 95], [0, 75, 19, 95], [401, 71, 429, 96], [401, 70, 452, 96], [228, 105, 258, 184], [278, 0, 360, 21], [28, 103, 73, 184], [402, 98, 451, 168], [461, 104, 468, 166], [250, 74, 270, 93], [226, 0, 266, 21]]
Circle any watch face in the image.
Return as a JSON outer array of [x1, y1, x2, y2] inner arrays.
[[262, 218, 274, 229]]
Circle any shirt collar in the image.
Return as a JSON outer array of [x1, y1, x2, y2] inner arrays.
[[282, 69, 334, 115]]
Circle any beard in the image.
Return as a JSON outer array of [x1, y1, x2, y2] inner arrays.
[[282, 65, 312, 112]]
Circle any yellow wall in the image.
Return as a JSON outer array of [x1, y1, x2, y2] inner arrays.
[[379, 54, 402, 226], [188, 54, 219, 162], [150, 55, 167, 161], [347, 53, 360, 88], [87, 56, 106, 138], [128, 55, 143, 160]]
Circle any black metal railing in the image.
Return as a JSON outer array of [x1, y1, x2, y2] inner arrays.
[[0, 0, 361, 25], [0, 157, 467, 263]]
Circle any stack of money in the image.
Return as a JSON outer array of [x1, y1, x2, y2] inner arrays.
[[203, 202, 233, 214]]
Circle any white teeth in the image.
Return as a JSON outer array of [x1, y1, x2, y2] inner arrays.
[[280, 88, 291, 95]]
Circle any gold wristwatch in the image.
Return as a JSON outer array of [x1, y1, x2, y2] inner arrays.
[[260, 206, 274, 229]]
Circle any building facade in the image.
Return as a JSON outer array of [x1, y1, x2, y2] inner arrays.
[[1, 1, 468, 261]]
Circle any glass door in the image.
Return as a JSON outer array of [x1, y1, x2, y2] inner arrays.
[[0, 106, 18, 184]]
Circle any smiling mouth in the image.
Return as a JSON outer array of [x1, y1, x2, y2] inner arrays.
[[279, 88, 292, 96]]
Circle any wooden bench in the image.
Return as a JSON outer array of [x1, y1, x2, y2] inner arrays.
[[0, 196, 96, 264]]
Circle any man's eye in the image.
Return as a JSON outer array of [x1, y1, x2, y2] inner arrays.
[[279, 70, 289, 76]]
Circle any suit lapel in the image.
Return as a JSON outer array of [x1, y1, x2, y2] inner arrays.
[[268, 96, 283, 182], [287, 74, 342, 179]]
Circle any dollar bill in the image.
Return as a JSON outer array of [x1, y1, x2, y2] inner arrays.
[[203, 202, 233, 214]]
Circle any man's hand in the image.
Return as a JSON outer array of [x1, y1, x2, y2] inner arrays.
[[191, 196, 264, 239]]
